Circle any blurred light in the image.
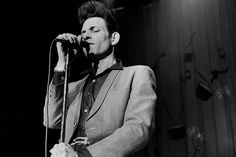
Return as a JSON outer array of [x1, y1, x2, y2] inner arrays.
[[101, 0, 115, 8]]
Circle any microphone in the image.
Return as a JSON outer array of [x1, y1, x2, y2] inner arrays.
[[55, 38, 88, 49]]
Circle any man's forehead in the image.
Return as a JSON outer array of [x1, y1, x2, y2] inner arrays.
[[82, 17, 106, 28]]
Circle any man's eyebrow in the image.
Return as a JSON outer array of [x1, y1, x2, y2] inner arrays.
[[90, 26, 100, 29], [81, 26, 100, 33]]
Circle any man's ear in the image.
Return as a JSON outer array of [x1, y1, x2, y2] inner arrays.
[[111, 32, 120, 46]]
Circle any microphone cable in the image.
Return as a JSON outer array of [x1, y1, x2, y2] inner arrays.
[[44, 39, 57, 157]]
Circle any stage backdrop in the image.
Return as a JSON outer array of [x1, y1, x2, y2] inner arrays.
[[116, 0, 236, 157]]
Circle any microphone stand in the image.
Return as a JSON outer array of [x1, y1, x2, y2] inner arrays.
[[60, 48, 70, 143]]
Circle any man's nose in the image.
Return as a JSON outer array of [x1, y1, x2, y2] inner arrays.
[[82, 31, 91, 40]]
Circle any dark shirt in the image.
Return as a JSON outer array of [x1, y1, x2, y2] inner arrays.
[[52, 60, 123, 157], [72, 60, 123, 138]]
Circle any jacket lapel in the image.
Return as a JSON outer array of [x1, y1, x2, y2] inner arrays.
[[65, 76, 88, 143], [86, 70, 120, 121]]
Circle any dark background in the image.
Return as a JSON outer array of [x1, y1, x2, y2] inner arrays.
[[2, 0, 156, 156], [3, 0, 236, 157]]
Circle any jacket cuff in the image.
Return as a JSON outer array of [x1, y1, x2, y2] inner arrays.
[[52, 71, 65, 85]]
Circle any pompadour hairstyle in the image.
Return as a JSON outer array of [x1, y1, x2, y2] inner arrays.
[[78, 0, 119, 34]]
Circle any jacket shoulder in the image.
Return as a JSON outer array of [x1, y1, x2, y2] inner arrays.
[[123, 65, 155, 74]]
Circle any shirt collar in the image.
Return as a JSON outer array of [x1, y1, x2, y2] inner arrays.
[[80, 58, 123, 77], [107, 59, 123, 70], [93, 59, 123, 77]]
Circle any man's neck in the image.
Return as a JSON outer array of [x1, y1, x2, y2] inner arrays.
[[93, 52, 116, 75]]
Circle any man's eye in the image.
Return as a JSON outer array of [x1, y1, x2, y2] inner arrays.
[[92, 29, 100, 32]]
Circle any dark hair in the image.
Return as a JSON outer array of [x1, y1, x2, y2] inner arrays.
[[78, 0, 119, 34]]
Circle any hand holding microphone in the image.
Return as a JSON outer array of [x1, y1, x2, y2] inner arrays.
[[54, 33, 85, 72], [55, 33, 83, 51]]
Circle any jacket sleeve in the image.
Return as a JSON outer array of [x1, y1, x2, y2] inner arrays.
[[87, 66, 157, 157], [43, 71, 65, 129]]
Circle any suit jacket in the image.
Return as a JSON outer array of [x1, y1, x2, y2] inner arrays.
[[44, 65, 157, 157]]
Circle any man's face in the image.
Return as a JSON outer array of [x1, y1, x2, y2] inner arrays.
[[81, 17, 112, 59]]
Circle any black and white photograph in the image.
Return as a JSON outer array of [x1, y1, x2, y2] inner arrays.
[[3, 0, 236, 157]]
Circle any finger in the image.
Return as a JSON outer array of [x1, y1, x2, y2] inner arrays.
[[60, 143, 73, 157], [71, 34, 78, 43], [58, 142, 64, 151], [60, 143, 74, 154], [50, 144, 59, 157], [66, 33, 79, 43], [57, 33, 68, 40], [65, 33, 74, 43], [50, 144, 58, 153], [57, 33, 78, 44], [77, 35, 82, 43], [59, 142, 69, 152]]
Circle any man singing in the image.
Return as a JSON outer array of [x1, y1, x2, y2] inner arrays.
[[44, 1, 157, 157]]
